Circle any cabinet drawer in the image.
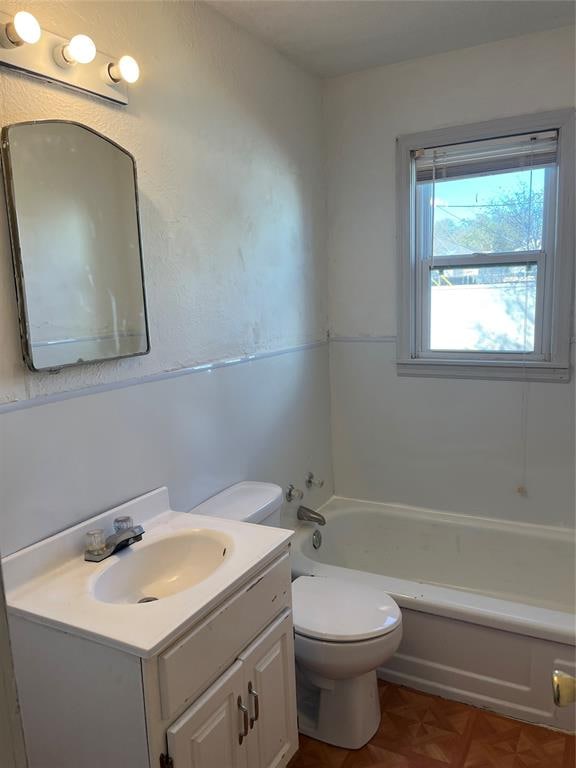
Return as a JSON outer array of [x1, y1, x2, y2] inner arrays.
[[158, 551, 291, 720]]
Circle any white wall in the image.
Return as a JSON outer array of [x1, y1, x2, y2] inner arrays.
[[0, 345, 333, 557], [325, 27, 575, 526], [330, 341, 574, 526], [0, 0, 327, 403], [0, 1, 333, 556], [1, 11, 574, 558]]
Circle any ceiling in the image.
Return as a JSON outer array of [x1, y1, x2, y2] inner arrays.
[[210, 0, 575, 77]]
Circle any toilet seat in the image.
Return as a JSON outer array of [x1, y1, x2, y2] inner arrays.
[[292, 576, 401, 643]]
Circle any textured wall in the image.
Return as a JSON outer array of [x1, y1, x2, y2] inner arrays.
[[1, 8, 574, 550], [325, 26, 575, 337], [0, 2, 334, 557], [330, 340, 575, 526], [325, 27, 576, 526], [0, 1, 327, 403], [0, 345, 334, 557]]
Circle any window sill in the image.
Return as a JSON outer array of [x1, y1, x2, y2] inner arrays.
[[397, 360, 571, 382]]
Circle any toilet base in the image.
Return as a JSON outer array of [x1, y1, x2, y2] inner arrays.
[[296, 665, 381, 750]]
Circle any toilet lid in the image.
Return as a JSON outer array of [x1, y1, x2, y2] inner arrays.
[[292, 576, 401, 643]]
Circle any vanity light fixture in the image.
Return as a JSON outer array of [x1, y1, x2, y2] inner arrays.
[[0, 10, 41, 48], [54, 33, 96, 67], [0, 7, 133, 104], [106, 54, 139, 84]]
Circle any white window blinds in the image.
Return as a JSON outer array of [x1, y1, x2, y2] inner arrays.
[[413, 130, 558, 182]]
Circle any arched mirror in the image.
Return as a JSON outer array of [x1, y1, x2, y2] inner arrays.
[[1, 121, 150, 371]]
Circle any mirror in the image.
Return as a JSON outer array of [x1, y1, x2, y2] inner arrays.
[[1, 121, 150, 371]]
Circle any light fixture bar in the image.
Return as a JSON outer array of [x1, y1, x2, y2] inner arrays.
[[0, 10, 128, 105]]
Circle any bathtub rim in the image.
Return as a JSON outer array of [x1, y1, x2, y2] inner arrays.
[[318, 495, 576, 540]]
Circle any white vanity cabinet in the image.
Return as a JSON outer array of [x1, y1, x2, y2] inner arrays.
[[9, 548, 298, 768], [167, 611, 297, 768], [240, 611, 298, 768]]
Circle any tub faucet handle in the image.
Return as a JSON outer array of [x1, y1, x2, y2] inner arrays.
[[285, 484, 304, 503], [305, 471, 324, 489]]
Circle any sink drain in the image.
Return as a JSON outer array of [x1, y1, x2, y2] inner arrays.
[[137, 596, 158, 604]]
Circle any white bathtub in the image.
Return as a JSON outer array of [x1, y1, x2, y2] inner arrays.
[[291, 497, 576, 731]]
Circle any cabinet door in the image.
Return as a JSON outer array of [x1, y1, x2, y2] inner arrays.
[[167, 661, 247, 768], [239, 610, 298, 768]]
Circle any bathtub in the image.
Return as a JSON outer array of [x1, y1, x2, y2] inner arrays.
[[291, 496, 576, 731]]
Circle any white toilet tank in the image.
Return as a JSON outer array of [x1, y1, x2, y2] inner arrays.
[[191, 481, 283, 526]]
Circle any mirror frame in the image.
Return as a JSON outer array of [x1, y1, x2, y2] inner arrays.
[[1, 119, 151, 372]]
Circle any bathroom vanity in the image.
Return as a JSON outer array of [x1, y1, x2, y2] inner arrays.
[[3, 489, 298, 768]]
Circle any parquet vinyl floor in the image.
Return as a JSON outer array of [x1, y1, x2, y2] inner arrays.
[[288, 681, 575, 768]]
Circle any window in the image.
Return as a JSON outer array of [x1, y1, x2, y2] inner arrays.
[[397, 111, 575, 381]]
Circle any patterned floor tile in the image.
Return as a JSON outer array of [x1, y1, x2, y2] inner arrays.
[[288, 734, 350, 768], [288, 682, 576, 768], [561, 733, 575, 768], [463, 711, 572, 768], [341, 743, 413, 767], [371, 683, 474, 764]]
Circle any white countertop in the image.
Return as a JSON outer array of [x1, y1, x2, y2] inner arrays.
[[2, 488, 293, 657]]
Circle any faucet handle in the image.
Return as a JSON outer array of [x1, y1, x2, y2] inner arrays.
[[113, 515, 134, 533], [305, 471, 324, 490], [285, 484, 304, 503], [85, 529, 107, 556]]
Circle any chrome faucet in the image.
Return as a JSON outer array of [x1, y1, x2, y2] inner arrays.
[[84, 516, 145, 562], [297, 505, 326, 526]]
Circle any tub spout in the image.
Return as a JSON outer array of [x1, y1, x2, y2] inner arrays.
[[297, 505, 326, 526]]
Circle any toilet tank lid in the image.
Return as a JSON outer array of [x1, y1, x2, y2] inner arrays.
[[191, 482, 283, 524]]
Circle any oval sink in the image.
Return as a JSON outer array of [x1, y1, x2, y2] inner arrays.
[[92, 530, 232, 604]]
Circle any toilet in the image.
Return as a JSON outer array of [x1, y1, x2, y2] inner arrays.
[[194, 481, 403, 750], [292, 576, 402, 748]]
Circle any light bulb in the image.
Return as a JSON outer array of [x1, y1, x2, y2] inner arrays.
[[107, 55, 140, 84], [67, 34, 96, 64], [118, 55, 139, 83], [0, 10, 41, 48], [12, 11, 41, 44], [55, 33, 96, 67]]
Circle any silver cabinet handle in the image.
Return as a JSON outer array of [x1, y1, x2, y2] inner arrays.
[[237, 696, 249, 744], [248, 682, 260, 728]]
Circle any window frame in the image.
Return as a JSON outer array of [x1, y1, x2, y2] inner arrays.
[[396, 110, 575, 382]]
